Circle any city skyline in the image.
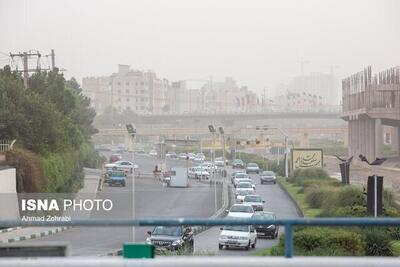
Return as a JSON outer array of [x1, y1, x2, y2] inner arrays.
[[1, 0, 399, 97]]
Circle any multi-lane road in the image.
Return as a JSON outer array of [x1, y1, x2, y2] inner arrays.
[[20, 152, 299, 256], [194, 168, 300, 255], [21, 154, 221, 256]]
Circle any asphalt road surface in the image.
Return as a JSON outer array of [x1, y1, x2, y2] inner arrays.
[[21, 153, 221, 256], [194, 167, 300, 256]]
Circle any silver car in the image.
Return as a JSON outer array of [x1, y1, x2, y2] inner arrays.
[[260, 171, 276, 184]]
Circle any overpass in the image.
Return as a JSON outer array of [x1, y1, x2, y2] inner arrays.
[[342, 66, 400, 160], [94, 127, 348, 148], [133, 111, 342, 126]]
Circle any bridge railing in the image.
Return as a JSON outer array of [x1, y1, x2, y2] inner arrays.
[[2, 217, 400, 258]]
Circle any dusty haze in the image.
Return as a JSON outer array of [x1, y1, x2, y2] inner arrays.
[[1, 0, 399, 96]]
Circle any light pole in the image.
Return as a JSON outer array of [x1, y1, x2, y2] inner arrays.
[[218, 126, 227, 178], [125, 123, 136, 242], [208, 124, 217, 212], [256, 126, 289, 178]]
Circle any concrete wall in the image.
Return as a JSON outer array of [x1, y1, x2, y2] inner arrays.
[[0, 168, 20, 220]]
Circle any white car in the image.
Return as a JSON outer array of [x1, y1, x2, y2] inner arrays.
[[149, 150, 157, 157], [246, 163, 260, 174], [188, 153, 196, 160], [219, 223, 257, 250], [236, 190, 253, 203], [178, 153, 188, 160], [188, 167, 210, 179], [233, 173, 250, 186], [199, 162, 217, 172], [226, 204, 254, 218], [104, 160, 138, 174], [214, 157, 225, 167], [242, 195, 264, 211], [236, 182, 255, 193], [234, 178, 255, 189]]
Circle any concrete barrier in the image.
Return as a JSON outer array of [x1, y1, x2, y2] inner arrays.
[[0, 168, 19, 220]]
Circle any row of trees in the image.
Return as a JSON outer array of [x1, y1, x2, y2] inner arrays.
[[0, 66, 103, 192]]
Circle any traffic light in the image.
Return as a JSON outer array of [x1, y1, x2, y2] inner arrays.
[[246, 140, 250, 145], [255, 139, 260, 145], [236, 141, 241, 145]]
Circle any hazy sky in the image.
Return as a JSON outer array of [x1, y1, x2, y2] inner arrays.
[[1, 0, 399, 96]]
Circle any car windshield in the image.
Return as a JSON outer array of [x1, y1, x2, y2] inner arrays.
[[235, 174, 248, 178], [234, 160, 243, 164], [244, 195, 262, 202], [237, 190, 251, 196], [237, 183, 252, 188], [248, 163, 258, 167], [110, 171, 125, 177], [230, 205, 253, 213], [262, 171, 275, 176], [253, 213, 275, 220], [223, 225, 249, 232], [152, 226, 182, 236]]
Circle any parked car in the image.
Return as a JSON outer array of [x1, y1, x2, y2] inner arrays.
[[166, 152, 178, 159], [146, 225, 194, 251], [178, 153, 188, 160], [226, 204, 254, 218], [242, 194, 264, 211], [219, 222, 257, 250], [187, 153, 196, 160], [214, 157, 225, 167], [109, 153, 122, 163], [188, 167, 210, 179], [260, 171, 276, 184], [149, 150, 157, 157], [246, 163, 260, 174], [253, 211, 279, 239], [232, 159, 245, 169]]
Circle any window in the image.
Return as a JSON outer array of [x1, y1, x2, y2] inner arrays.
[[140, 82, 144, 86], [118, 98, 121, 102], [126, 82, 129, 86], [136, 90, 138, 94], [126, 89, 130, 94], [117, 82, 121, 86], [140, 90, 145, 94], [117, 90, 121, 94], [126, 98, 130, 102]]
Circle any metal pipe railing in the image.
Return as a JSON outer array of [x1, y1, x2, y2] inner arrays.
[[2, 217, 400, 258]]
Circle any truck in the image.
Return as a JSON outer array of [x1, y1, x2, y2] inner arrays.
[[165, 167, 189, 188]]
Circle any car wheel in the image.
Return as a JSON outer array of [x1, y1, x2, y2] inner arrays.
[[218, 244, 223, 250], [252, 239, 256, 248], [260, 181, 263, 184], [274, 181, 276, 184], [245, 241, 250, 250]]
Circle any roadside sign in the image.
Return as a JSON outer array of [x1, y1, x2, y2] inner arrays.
[[291, 148, 323, 171]]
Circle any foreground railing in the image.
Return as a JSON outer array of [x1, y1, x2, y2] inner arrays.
[[2, 217, 400, 258]]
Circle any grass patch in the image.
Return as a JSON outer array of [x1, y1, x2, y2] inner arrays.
[[390, 241, 400, 256]]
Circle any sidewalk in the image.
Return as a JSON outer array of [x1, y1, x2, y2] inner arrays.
[[0, 172, 100, 244]]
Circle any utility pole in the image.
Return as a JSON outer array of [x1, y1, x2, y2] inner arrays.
[[51, 49, 56, 70], [9, 50, 51, 89]]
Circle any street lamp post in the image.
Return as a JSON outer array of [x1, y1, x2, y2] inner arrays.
[[125, 123, 136, 243], [208, 125, 217, 213]]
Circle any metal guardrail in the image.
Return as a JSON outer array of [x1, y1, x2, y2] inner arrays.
[[2, 217, 400, 258]]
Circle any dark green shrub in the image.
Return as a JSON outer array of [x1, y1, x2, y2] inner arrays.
[[291, 168, 330, 186], [304, 187, 331, 209], [360, 228, 393, 256], [320, 186, 365, 216], [294, 227, 365, 256], [383, 189, 400, 210]]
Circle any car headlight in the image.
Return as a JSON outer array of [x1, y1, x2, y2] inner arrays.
[[172, 240, 183, 246], [239, 236, 248, 240], [267, 225, 276, 230], [145, 238, 152, 244]]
